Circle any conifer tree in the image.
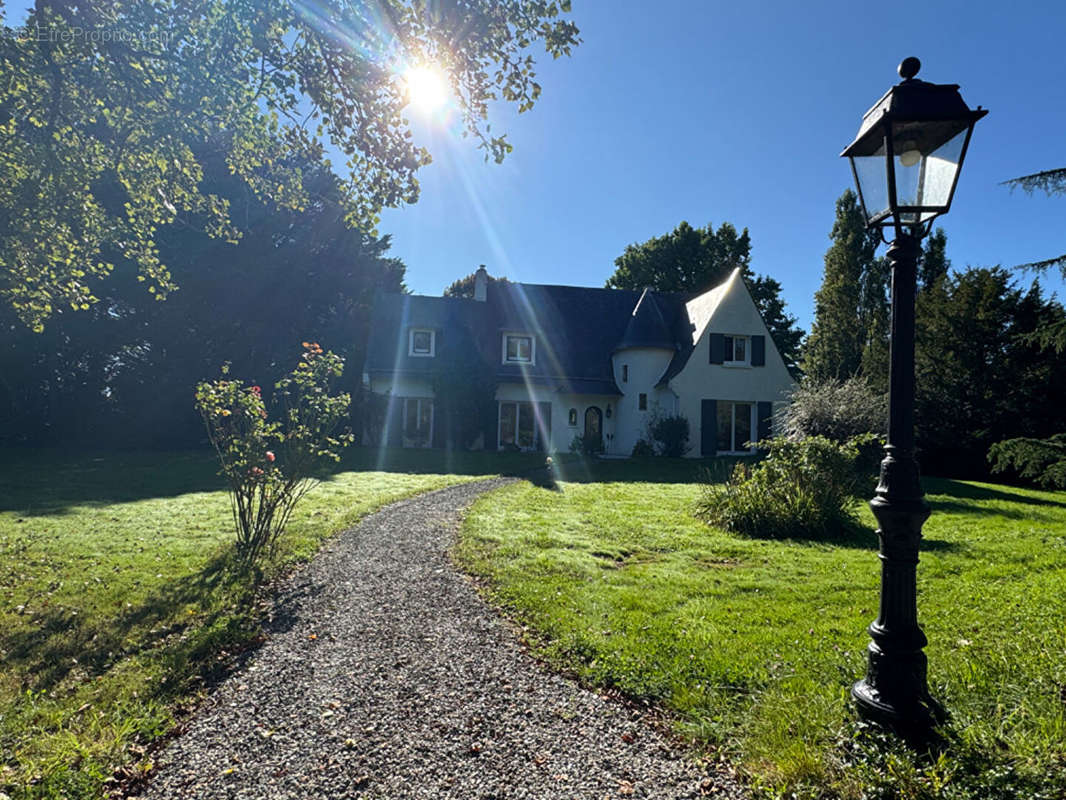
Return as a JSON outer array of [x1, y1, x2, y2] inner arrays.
[[802, 190, 880, 381]]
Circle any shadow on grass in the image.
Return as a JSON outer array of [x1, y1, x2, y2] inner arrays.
[[0, 548, 260, 697], [924, 478, 1066, 509]]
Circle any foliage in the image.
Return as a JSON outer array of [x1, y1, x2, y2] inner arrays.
[[457, 476, 1066, 800], [802, 190, 884, 383], [569, 433, 603, 456], [988, 433, 1066, 489], [779, 376, 887, 443], [0, 159, 406, 448], [630, 438, 656, 457], [443, 266, 510, 298], [604, 220, 805, 375], [918, 227, 951, 292], [915, 267, 1066, 479], [195, 344, 353, 564], [1003, 166, 1066, 276], [0, 1, 579, 331], [695, 435, 877, 540], [649, 414, 690, 457]]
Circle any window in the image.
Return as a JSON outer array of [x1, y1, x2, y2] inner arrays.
[[402, 397, 433, 447], [638, 393, 648, 410], [409, 328, 435, 357], [622, 364, 629, 382], [568, 408, 578, 426], [499, 401, 548, 450], [503, 333, 534, 364], [716, 401, 754, 453], [724, 335, 749, 365]]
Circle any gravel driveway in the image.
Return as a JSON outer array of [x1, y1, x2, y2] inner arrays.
[[139, 478, 745, 799]]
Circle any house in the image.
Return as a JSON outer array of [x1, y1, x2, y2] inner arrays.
[[362, 266, 795, 456]]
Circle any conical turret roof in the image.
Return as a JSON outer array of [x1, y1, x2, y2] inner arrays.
[[614, 288, 675, 351]]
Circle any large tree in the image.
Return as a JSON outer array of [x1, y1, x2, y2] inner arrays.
[[0, 0, 579, 331], [605, 221, 804, 375], [0, 158, 406, 447], [802, 190, 882, 384]]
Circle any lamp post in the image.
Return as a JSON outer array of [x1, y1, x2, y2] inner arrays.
[[841, 57, 986, 735]]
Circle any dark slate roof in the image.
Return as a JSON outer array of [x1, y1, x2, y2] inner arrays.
[[614, 288, 675, 351], [364, 282, 698, 392]]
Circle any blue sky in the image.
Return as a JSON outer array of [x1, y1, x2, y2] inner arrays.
[[6, 1, 1065, 332], [378, 1, 1066, 331]]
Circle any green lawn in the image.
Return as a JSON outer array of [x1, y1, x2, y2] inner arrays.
[[0, 446, 546, 799], [455, 475, 1066, 799]]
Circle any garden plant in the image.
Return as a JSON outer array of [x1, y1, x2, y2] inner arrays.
[[195, 343, 353, 566]]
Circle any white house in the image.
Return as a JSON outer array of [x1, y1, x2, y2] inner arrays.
[[363, 267, 795, 457]]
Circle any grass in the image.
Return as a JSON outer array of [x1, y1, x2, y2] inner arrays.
[[0, 445, 549, 799], [454, 474, 1066, 799]]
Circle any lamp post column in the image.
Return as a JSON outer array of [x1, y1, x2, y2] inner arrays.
[[852, 231, 940, 734]]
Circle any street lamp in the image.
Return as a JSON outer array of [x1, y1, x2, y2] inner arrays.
[[841, 57, 986, 735]]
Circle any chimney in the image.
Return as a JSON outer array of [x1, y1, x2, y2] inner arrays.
[[474, 264, 488, 302]]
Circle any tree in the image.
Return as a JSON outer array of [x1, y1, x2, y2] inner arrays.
[[802, 190, 881, 383], [0, 1, 579, 331], [918, 227, 951, 291], [914, 267, 1066, 478], [1003, 168, 1066, 275], [605, 221, 805, 375], [0, 157, 407, 447], [443, 266, 509, 298], [1003, 168, 1066, 352]]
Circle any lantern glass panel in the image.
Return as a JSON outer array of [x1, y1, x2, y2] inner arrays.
[[891, 123, 967, 223], [852, 147, 891, 225]]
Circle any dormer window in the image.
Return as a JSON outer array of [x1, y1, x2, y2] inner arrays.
[[409, 329, 435, 357], [503, 333, 534, 364], [724, 335, 749, 366]]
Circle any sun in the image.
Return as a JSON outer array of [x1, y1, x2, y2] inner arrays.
[[404, 65, 450, 113]]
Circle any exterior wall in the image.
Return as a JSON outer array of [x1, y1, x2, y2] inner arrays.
[[669, 280, 795, 456], [610, 347, 676, 456]]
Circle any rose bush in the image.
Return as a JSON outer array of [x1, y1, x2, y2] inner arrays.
[[195, 343, 353, 565]]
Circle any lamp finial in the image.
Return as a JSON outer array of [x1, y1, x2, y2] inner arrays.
[[898, 57, 921, 81]]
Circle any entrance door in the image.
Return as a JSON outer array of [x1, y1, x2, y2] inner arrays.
[[584, 406, 603, 451]]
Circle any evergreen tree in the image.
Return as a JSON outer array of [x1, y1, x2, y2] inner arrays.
[[605, 221, 805, 375], [803, 190, 880, 381], [918, 228, 951, 291]]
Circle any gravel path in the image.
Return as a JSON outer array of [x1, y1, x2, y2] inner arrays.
[[139, 479, 745, 799]]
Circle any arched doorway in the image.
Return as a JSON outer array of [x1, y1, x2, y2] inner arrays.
[[584, 406, 603, 451]]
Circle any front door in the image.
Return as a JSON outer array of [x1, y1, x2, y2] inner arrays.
[[584, 406, 603, 451]]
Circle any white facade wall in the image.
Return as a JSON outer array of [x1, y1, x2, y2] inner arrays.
[[496, 382, 618, 454], [609, 347, 676, 456], [669, 278, 795, 456]]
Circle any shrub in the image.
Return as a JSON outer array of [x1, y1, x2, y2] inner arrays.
[[195, 343, 353, 565], [695, 435, 878, 540], [650, 414, 690, 457], [631, 438, 655, 457], [780, 376, 887, 442], [569, 433, 604, 456], [988, 434, 1066, 488]]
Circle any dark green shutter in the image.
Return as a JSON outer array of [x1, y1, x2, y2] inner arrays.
[[709, 333, 724, 364], [701, 399, 717, 456], [432, 399, 446, 449], [757, 401, 772, 444], [751, 335, 766, 366]]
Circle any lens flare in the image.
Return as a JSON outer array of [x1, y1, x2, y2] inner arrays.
[[405, 65, 450, 113]]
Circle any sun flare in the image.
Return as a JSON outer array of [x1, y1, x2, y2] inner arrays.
[[404, 65, 450, 113]]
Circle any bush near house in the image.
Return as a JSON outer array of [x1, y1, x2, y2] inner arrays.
[[650, 414, 691, 457], [778, 376, 887, 442], [695, 435, 879, 540]]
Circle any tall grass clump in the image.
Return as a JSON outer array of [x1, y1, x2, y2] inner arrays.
[[696, 435, 876, 539]]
